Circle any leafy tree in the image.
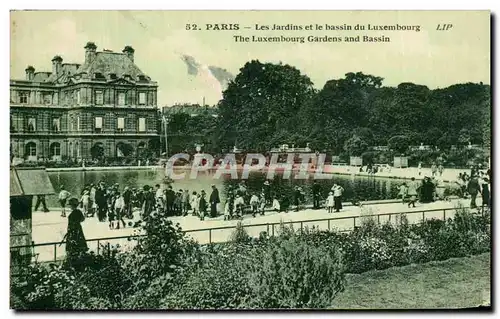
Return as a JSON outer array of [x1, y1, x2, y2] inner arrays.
[[218, 60, 315, 151], [344, 135, 368, 156], [388, 135, 410, 154]]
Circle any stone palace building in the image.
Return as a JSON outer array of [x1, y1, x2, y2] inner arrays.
[[10, 42, 159, 162]]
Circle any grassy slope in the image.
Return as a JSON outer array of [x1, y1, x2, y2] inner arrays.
[[332, 253, 491, 309]]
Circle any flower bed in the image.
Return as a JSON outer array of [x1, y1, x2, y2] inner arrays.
[[11, 205, 490, 310]]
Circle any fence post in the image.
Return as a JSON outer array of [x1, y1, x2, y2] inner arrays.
[[267, 224, 270, 235], [443, 209, 446, 221], [209, 229, 212, 244], [328, 219, 331, 231], [353, 217, 356, 229], [422, 211, 425, 222], [377, 215, 381, 225], [389, 214, 392, 222], [272, 224, 275, 237], [97, 240, 100, 255], [300, 221, 304, 233], [54, 244, 57, 262]]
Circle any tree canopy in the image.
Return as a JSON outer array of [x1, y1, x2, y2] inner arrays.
[[166, 62, 490, 156]]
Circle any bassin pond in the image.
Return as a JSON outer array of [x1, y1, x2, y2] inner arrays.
[[44, 169, 404, 207]]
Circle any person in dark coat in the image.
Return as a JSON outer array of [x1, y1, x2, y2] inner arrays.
[[123, 186, 133, 219], [209, 185, 220, 218], [467, 177, 481, 209], [481, 177, 490, 209], [94, 182, 108, 222], [281, 194, 290, 213], [199, 190, 208, 220], [293, 186, 302, 212], [34, 195, 50, 212], [165, 185, 176, 216], [142, 185, 155, 218], [65, 198, 88, 266], [312, 181, 321, 209]]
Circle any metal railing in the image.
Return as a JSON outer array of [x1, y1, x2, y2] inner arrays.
[[10, 206, 484, 263]]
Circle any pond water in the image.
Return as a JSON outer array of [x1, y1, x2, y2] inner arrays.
[[44, 169, 405, 207]]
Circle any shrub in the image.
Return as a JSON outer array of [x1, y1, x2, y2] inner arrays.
[[229, 221, 251, 243], [161, 246, 253, 309], [245, 227, 346, 309]]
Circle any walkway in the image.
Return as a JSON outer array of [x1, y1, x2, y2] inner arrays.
[[27, 197, 481, 262]]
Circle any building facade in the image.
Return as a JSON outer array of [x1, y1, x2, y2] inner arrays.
[[10, 42, 159, 162]]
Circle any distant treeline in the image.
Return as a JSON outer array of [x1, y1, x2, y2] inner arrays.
[[165, 61, 491, 157]]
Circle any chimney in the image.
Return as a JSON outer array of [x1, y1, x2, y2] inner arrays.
[[25, 65, 35, 81], [51, 56, 63, 76], [84, 41, 97, 64], [122, 45, 135, 62]]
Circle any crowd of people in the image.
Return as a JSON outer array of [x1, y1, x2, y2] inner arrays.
[[36, 164, 489, 262], [51, 178, 348, 232], [397, 166, 491, 210]]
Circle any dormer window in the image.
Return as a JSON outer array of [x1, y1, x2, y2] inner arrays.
[[138, 75, 147, 82], [123, 74, 132, 81], [109, 73, 117, 80], [94, 72, 105, 80]]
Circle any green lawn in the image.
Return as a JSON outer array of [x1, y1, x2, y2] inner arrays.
[[332, 253, 491, 309]]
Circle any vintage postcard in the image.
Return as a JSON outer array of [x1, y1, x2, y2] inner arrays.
[[9, 10, 491, 310]]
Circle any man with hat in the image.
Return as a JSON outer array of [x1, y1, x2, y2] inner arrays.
[[95, 182, 108, 222], [209, 184, 220, 218]]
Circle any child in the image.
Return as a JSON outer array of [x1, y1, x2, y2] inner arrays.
[[259, 192, 266, 216], [250, 193, 259, 217], [224, 201, 230, 221], [113, 191, 126, 229], [398, 183, 408, 204], [199, 190, 207, 221], [326, 191, 334, 214], [58, 186, 71, 217], [272, 196, 281, 212], [80, 190, 91, 217], [234, 193, 245, 218], [190, 191, 199, 216]]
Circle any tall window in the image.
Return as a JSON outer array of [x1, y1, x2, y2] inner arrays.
[[19, 92, 28, 104], [50, 143, 61, 157], [139, 92, 146, 105], [117, 117, 124, 132], [77, 90, 81, 104], [95, 117, 103, 133], [27, 118, 36, 132], [77, 116, 80, 131], [118, 92, 126, 106], [138, 118, 146, 132], [52, 118, 60, 132], [95, 90, 104, 105], [27, 142, 37, 157]]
